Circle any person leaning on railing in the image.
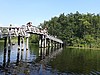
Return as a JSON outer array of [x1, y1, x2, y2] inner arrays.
[[26, 22, 32, 31]]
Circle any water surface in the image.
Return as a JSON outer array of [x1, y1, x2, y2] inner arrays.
[[0, 42, 100, 75]]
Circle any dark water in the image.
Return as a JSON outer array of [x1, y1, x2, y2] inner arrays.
[[0, 42, 100, 75]]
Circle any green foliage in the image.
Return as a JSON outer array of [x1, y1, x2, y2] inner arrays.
[[29, 34, 39, 44], [40, 11, 100, 48]]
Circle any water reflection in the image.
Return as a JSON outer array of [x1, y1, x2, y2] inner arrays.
[[21, 50, 24, 60], [0, 43, 31, 67], [48, 48, 100, 74], [0, 41, 63, 75], [16, 49, 20, 66], [35, 47, 63, 63], [3, 37, 7, 67], [1, 41, 100, 75], [3, 46, 7, 67], [25, 49, 28, 60], [7, 45, 11, 66]]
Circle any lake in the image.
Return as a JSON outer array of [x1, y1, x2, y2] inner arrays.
[[0, 42, 100, 75]]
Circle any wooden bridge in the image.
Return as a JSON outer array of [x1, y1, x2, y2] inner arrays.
[[0, 22, 63, 50]]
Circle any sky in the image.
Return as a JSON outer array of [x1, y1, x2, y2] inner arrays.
[[0, 0, 100, 27]]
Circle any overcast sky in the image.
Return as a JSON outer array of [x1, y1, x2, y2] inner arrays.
[[0, 0, 100, 27]]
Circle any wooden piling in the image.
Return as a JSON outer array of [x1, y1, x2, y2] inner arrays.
[[3, 37, 7, 67], [18, 35, 20, 50], [26, 37, 29, 50], [7, 36, 11, 66]]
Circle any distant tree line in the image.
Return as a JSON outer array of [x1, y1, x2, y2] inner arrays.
[[38, 11, 100, 48]]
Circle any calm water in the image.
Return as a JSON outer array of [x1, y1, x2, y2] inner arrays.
[[0, 42, 100, 75]]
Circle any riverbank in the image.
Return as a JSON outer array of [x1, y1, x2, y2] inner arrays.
[[67, 46, 100, 50], [0, 40, 4, 42]]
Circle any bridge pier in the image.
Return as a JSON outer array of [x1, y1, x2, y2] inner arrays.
[[60, 43, 63, 48], [57, 43, 62, 48], [7, 45, 11, 66], [49, 40, 52, 47], [49, 47, 52, 54], [44, 35, 47, 48], [54, 41, 57, 48], [39, 35, 47, 48], [21, 49, 24, 60], [26, 37, 29, 50], [39, 35, 42, 48], [21, 37, 24, 50], [16, 48, 20, 66], [25, 49, 29, 60], [18, 35, 20, 50], [57, 43, 60, 48], [7, 35, 11, 66], [3, 37, 7, 67], [52, 41, 55, 47], [54, 41, 57, 47], [46, 39, 49, 47]]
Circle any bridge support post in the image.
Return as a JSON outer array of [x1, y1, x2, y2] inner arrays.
[[21, 49, 24, 60], [16, 49, 20, 66], [25, 49, 28, 60], [60, 43, 62, 48], [49, 40, 52, 47], [42, 35, 45, 48], [54, 41, 57, 48], [53, 41, 55, 47], [55, 42, 58, 48], [49, 47, 52, 54], [3, 37, 7, 67], [18, 35, 20, 50], [44, 35, 47, 48], [39, 35, 42, 48], [39, 35, 47, 48], [59, 43, 62, 48], [57, 43, 59, 48], [26, 37, 29, 50], [46, 39, 49, 47], [7, 35, 11, 66], [21, 37, 24, 51], [57, 43, 60, 48]]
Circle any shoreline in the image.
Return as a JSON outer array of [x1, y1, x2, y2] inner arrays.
[[67, 46, 100, 50]]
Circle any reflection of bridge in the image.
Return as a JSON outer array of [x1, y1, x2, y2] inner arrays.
[[0, 42, 63, 75], [0, 22, 63, 49]]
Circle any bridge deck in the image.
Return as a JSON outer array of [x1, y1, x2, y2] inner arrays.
[[0, 25, 63, 44]]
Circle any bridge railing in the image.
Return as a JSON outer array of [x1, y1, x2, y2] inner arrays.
[[0, 25, 63, 44], [26, 26, 48, 35], [46, 35, 63, 43]]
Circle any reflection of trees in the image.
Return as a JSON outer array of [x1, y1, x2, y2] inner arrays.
[[29, 44, 39, 57], [49, 48, 100, 74], [0, 42, 4, 49]]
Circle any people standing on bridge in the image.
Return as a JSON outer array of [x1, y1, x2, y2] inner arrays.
[[39, 26, 42, 33], [43, 27, 48, 34], [26, 22, 32, 32], [8, 24, 12, 36]]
